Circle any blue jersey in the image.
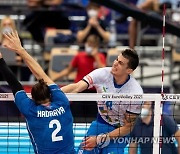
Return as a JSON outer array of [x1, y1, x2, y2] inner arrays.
[[15, 84, 75, 154]]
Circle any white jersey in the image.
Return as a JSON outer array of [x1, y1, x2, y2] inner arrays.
[[83, 67, 143, 127]]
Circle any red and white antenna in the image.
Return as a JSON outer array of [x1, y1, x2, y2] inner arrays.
[[160, 4, 166, 154], [161, 4, 166, 95]]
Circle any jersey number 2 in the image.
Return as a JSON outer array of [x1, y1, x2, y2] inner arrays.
[[49, 119, 63, 142]]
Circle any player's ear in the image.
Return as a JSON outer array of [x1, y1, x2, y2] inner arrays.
[[127, 68, 133, 74]]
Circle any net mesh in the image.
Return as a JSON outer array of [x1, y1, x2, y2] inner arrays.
[[0, 93, 179, 154]]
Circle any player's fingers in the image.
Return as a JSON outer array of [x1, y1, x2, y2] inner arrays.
[[10, 30, 18, 41], [81, 139, 90, 146], [81, 143, 93, 150], [14, 30, 19, 39], [83, 145, 94, 151], [6, 30, 14, 38], [82, 136, 90, 143], [3, 33, 13, 41], [81, 139, 89, 147]]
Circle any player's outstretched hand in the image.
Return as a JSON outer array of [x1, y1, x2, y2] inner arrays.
[[81, 136, 96, 150], [2, 30, 24, 54]]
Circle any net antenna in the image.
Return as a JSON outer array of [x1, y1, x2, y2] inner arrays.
[[161, 4, 166, 95], [153, 4, 166, 154]]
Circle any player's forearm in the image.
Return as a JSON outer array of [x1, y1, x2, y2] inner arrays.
[[61, 83, 79, 93], [0, 58, 23, 95], [17, 48, 53, 84], [17, 49, 44, 79], [108, 125, 132, 139], [108, 113, 136, 139], [61, 80, 88, 93], [96, 125, 133, 149]]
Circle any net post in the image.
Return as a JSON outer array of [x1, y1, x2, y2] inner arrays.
[[153, 94, 162, 154]]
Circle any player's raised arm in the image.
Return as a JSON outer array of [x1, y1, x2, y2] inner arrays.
[[0, 52, 23, 96], [3, 30, 53, 85]]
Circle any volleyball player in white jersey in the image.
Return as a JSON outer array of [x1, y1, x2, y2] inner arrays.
[[62, 49, 143, 154]]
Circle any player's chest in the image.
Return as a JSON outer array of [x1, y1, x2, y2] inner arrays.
[[97, 84, 128, 93]]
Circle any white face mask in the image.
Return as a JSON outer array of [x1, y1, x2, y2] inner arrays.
[[88, 9, 98, 18], [85, 44, 93, 54], [2, 26, 12, 34], [140, 108, 150, 119]]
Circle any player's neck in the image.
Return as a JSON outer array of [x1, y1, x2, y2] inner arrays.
[[114, 75, 129, 85], [40, 99, 51, 106], [42, 102, 50, 106]]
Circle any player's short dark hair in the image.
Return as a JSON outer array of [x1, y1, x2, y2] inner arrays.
[[31, 79, 51, 104], [122, 49, 139, 70]]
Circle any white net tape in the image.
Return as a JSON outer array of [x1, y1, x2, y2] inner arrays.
[[0, 93, 179, 154], [1, 93, 179, 101]]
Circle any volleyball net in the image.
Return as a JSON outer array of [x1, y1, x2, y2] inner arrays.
[[0, 93, 179, 154]]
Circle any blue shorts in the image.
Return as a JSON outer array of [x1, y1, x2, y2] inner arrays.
[[76, 120, 128, 154]]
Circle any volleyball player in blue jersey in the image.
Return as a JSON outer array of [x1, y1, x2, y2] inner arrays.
[[0, 31, 75, 154]]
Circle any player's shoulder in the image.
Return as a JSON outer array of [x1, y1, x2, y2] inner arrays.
[[15, 90, 29, 99], [128, 76, 143, 93], [86, 67, 112, 83], [94, 67, 111, 73], [91, 67, 112, 77]]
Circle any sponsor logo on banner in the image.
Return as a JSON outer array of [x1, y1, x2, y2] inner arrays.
[[162, 94, 180, 100], [0, 94, 8, 98], [102, 94, 142, 100]]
